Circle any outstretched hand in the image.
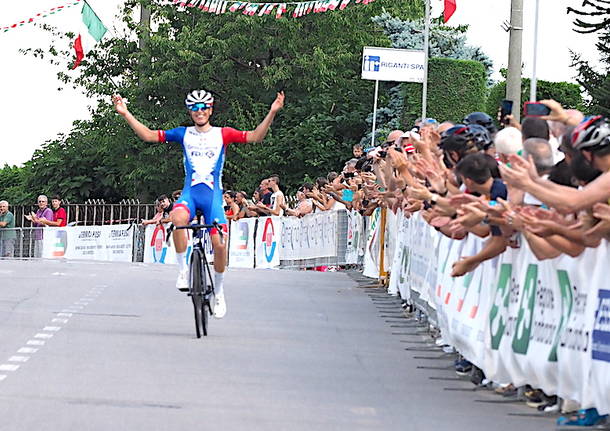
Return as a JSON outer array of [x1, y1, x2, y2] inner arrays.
[[270, 91, 285, 113], [112, 94, 129, 116]]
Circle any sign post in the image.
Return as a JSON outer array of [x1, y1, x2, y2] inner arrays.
[[361, 47, 426, 147]]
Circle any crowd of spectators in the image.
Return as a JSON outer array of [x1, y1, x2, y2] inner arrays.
[[292, 99, 607, 423]]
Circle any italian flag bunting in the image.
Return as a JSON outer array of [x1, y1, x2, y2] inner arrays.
[[72, 1, 107, 69], [444, 0, 456, 23]]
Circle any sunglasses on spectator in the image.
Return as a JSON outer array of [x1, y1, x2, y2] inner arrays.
[[188, 103, 212, 112]]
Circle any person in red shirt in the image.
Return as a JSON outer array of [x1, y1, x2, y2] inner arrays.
[[37, 195, 67, 227]]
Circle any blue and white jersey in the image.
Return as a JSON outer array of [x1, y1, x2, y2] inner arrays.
[[159, 126, 248, 190]]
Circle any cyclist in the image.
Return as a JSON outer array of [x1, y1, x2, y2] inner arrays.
[[113, 89, 285, 318]]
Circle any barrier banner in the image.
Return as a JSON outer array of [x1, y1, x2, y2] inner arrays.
[[228, 218, 256, 268], [143, 223, 213, 265], [362, 208, 381, 278], [345, 210, 364, 265], [386, 211, 610, 414], [255, 216, 282, 268], [280, 211, 338, 261], [42, 224, 133, 262]]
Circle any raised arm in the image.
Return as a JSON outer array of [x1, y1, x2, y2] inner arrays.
[[113, 94, 160, 143], [246, 92, 285, 143]]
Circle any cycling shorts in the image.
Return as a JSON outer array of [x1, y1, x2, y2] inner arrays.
[[173, 183, 227, 234]]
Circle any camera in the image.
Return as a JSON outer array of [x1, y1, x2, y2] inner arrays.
[[344, 171, 355, 179]]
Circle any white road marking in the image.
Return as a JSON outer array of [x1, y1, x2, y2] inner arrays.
[[9, 356, 29, 363], [0, 375, 6, 381], [57, 313, 72, 317], [51, 272, 67, 276], [75, 302, 89, 306], [0, 364, 20, 372], [52, 318, 69, 324], [18, 348, 38, 354], [27, 340, 45, 346], [34, 333, 53, 339], [68, 306, 84, 310], [43, 326, 61, 332]]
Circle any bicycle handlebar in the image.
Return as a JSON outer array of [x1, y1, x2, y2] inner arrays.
[[165, 221, 224, 244]]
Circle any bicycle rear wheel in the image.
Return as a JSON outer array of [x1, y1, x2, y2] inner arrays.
[[189, 249, 204, 338]]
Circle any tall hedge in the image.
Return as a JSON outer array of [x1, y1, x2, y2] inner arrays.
[[486, 79, 584, 120], [401, 57, 488, 126]]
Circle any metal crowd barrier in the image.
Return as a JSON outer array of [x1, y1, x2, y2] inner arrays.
[[0, 227, 45, 259]]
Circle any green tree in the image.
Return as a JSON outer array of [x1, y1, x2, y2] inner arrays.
[[569, 0, 610, 115], [10, 0, 423, 200]]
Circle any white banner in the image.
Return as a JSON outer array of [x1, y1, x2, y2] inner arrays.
[[143, 224, 213, 265], [345, 210, 365, 265], [362, 208, 381, 278], [386, 212, 610, 414], [42, 224, 133, 262], [255, 216, 282, 269], [280, 211, 338, 261], [228, 218, 256, 268], [361, 47, 426, 83]]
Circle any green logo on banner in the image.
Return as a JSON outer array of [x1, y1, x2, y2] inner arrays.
[[512, 264, 538, 354], [548, 270, 574, 361], [399, 245, 409, 284], [490, 264, 512, 350]]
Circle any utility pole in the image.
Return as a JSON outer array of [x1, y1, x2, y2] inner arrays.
[[530, 0, 540, 101], [506, 0, 523, 121]]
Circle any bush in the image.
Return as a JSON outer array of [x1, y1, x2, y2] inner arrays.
[[401, 57, 488, 127]]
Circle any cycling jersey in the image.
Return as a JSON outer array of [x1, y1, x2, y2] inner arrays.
[[158, 126, 248, 228], [158, 126, 248, 190]]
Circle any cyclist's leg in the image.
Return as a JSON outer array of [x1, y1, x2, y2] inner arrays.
[[171, 188, 196, 290], [197, 185, 228, 318]]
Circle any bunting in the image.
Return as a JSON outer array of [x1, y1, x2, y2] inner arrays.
[[172, 0, 374, 18], [1, 0, 83, 33]]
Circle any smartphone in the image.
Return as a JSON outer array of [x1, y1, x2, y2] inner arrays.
[[523, 101, 551, 117], [500, 99, 513, 124]]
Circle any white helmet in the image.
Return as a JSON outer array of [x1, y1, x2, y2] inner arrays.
[[184, 90, 214, 107]]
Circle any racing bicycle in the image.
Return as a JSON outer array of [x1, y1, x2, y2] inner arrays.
[[171, 218, 221, 338]]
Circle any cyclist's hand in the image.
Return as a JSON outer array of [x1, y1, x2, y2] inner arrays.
[[270, 91, 285, 113], [113, 94, 129, 117]]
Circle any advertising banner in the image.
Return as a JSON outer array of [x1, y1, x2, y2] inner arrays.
[[362, 208, 381, 278], [280, 211, 338, 261], [228, 218, 256, 268], [143, 223, 213, 265], [255, 216, 282, 269], [361, 47, 426, 83], [345, 210, 364, 265], [386, 211, 610, 414], [42, 224, 133, 262]]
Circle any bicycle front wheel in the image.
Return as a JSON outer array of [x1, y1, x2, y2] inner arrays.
[[189, 248, 204, 338]]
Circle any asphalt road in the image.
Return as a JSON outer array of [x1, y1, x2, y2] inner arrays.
[[0, 260, 557, 431]]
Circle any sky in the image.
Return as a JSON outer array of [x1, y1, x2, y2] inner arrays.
[[0, 0, 602, 167]]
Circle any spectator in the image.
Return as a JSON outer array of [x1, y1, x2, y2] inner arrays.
[[256, 175, 285, 216], [25, 195, 53, 258], [172, 189, 182, 201], [0, 200, 16, 258], [285, 187, 313, 217], [494, 127, 523, 163], [35, 195, 67, 227], [259, 178, 273, 207], [142, 201, 163, 226], [353, 144, 364, 158], [223, 191, 240, 221], [235, 191, 255, 219], [157, 194, 173, 224]]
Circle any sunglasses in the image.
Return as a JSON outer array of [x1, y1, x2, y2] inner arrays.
[[188, 103, 212, 112]]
